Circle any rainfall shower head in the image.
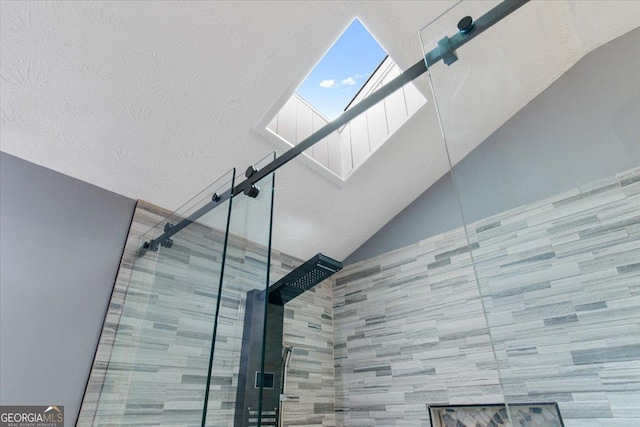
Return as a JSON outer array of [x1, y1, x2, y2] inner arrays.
[[268, 253, 342, 306]]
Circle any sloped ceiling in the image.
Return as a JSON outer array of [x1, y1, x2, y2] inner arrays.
[[1, 1, 639, 261]]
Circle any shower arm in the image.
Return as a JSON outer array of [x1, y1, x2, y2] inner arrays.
[[141, 0, 529, 254]]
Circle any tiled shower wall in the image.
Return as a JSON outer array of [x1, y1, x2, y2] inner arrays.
[[334, 224, 501, 425], [273, 258, 336, 427], [333, 166, 640, 426], [473, 166, 640, 426], [80, 166, 639, 426], [79, 200, 335, 426]]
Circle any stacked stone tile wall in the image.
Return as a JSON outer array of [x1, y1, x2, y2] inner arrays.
[[334, 166, 640, 426], [79, 166, 639, 426], [78, 200, 335, 426], [472, 167, 640, 426], [334, 227, 501, 426]]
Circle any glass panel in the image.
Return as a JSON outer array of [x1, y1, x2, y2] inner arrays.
[[203, 152, 276, 427], [423, 1, 640, 426], [92, 169, 235, 426], [324, 22, 479, 427]]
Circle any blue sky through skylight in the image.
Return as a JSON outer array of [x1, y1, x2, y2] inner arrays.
[[295, 19, 387, 121]]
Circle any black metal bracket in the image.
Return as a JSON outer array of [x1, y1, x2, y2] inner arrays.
[[243, 166, 261, 198], [423, 0, 528, 68], [458, 16, 475, 34], [244, 184, 260, 198], [138, 0, 529, 256]]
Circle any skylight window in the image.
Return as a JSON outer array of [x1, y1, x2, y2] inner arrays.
[[295, 18, 387, 121], [260, 17, 427, 184]]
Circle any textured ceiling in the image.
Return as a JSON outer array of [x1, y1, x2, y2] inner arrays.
[[1, 1, 639, 261]]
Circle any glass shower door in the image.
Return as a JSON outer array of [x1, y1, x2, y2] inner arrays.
[[421, 1, 640, 426], [202, 152, 276, 427], [83, 150, 279, 427], [88, 169, 236, 426]]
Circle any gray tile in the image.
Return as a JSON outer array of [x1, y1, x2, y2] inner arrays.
[[571, 345, 640, 365]]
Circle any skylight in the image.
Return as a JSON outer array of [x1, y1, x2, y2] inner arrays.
[[260, 17, 428, 184], [295, 18, 387, 121]]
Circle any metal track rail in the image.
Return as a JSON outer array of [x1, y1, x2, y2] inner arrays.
[[141, 0, 529, 254]]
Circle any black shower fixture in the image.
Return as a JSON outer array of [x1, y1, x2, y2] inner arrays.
[[269, 254, 343, 306], [234, 253, 342, 427]]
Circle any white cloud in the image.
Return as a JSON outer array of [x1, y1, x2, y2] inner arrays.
[[319, 79, 337, 88], [319, 74, 368, 89], [341, 77, 357, 86]]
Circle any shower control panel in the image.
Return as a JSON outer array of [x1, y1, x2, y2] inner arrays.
[[247, 409, 277, 427], [255, 371, 275, 389]]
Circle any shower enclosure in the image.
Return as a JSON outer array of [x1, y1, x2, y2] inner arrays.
[[79, 147, 342, 427], [79, 153, 283, 426], [79, 0, 639, 425]]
